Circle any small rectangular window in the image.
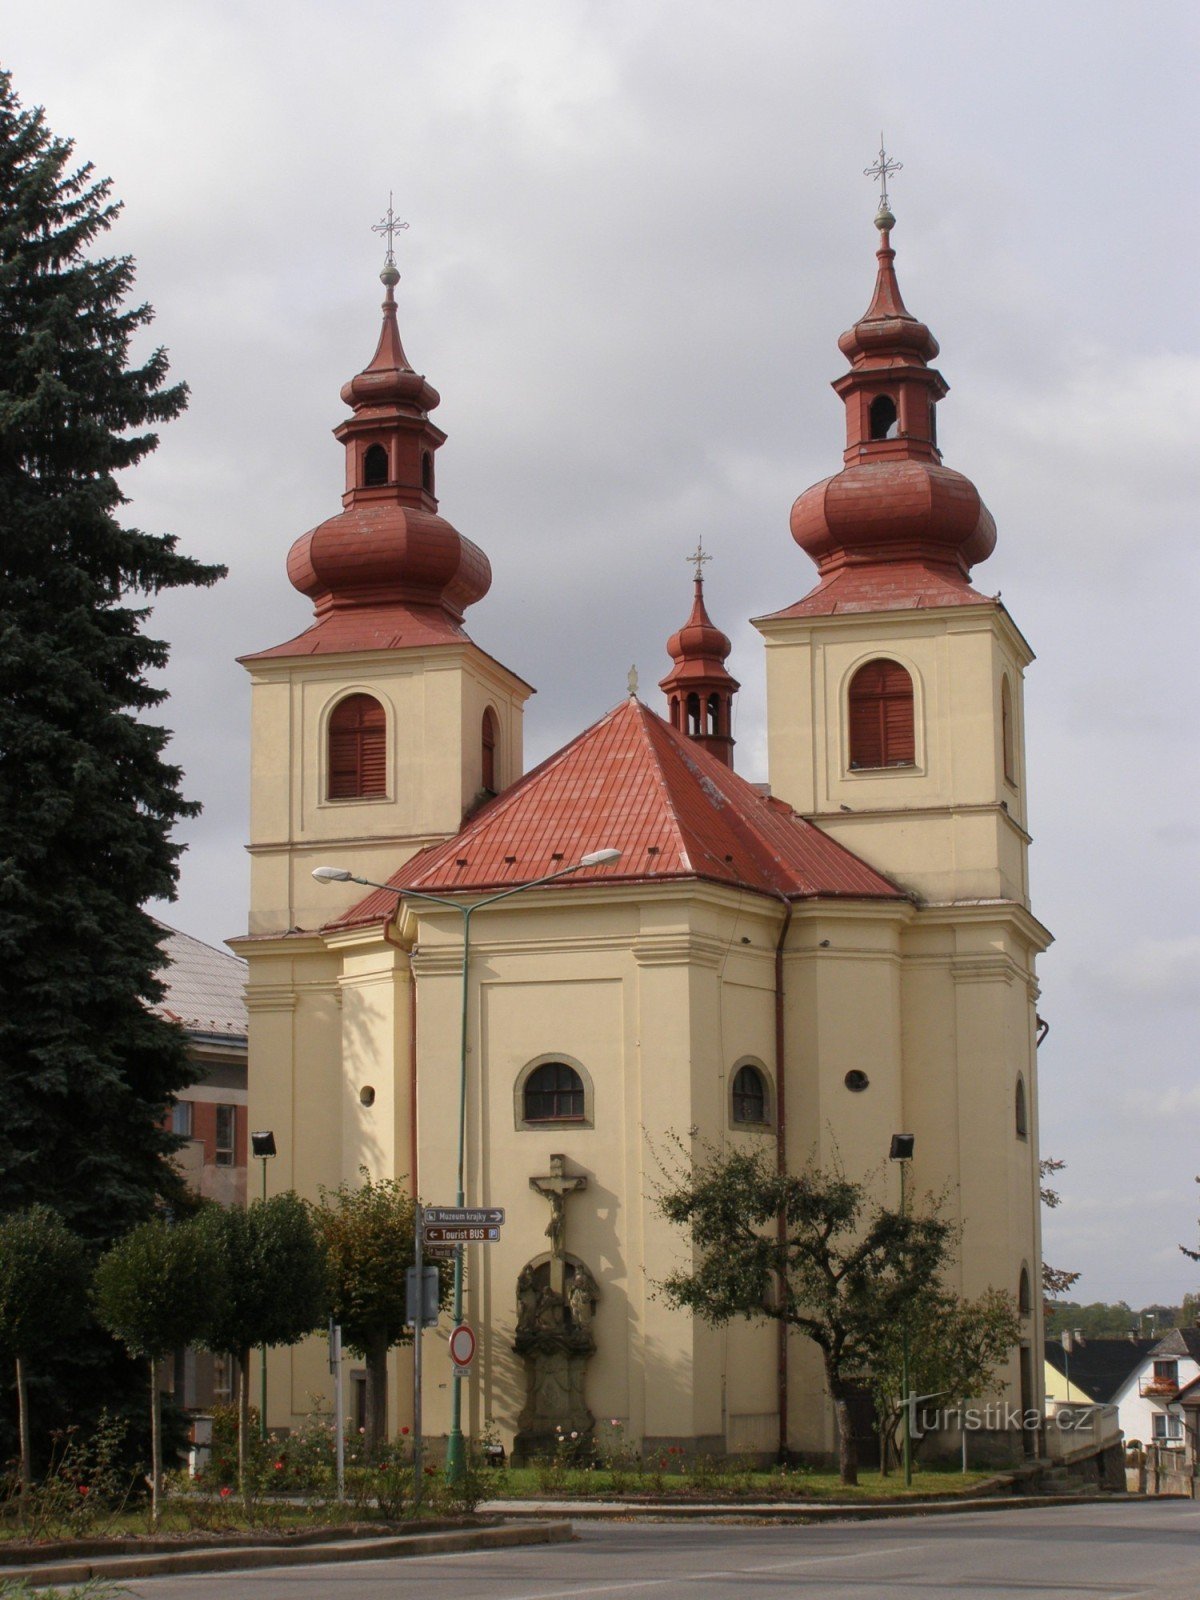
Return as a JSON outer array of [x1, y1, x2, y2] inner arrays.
[[1154, 1360, 1179, 1383], [215, 1105, 236, 1167], [171, 1101, 194, 1138]]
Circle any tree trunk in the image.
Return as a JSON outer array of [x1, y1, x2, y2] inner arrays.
[[824, 1363, 858, 1487], [238, 1347, 251, 1498], [150, 1358, 162, 1524], [365, 1332, 389, 1458], [15, 1355, 31, 1494]]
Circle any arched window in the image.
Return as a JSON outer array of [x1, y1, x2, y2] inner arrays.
[[869, 394, 899, 440], [706, 694, 722, 736], [328, 693, 387, 799], [1015, 1074, 1028, 1139], [1001, 676, 1017, 786], [731, 1064, 770, 1126], [421, 451, 434, 494], [523, 1062, 585, 1123], [362, 443, 389, 486], [686, 694, 701, 736], [481, 707, 498, 793], [848, 659, 915, 770], [1018, 1266, 1032, 1318]]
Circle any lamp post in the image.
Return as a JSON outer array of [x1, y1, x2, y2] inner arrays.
[[889, 1132, 915, 1488], [250, 1130, 277, 1439], [314, 846, 621, 1480]]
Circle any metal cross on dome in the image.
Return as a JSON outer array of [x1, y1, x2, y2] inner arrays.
[[864, 136, 902, 212], [372, 192, 410, 268], [687, 541, 712, 582]]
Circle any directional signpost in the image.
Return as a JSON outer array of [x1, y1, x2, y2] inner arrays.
[[412, 1203, 504, 1502]]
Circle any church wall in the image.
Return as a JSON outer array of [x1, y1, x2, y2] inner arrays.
[[780, 909, 906, 1457]]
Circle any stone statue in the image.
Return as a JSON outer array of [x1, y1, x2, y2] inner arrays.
[[515, 1155, 601, 1463]]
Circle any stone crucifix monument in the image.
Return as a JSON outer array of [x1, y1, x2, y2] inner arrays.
[[512, 1154, 599, 1464]]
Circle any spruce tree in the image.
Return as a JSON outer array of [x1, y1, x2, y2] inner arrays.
[[0, 68, 225, 1246]]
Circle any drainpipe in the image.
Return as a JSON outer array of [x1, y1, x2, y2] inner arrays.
[[773, 891, 794, 1462]]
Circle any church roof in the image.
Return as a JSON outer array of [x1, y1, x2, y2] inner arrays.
[[331, 697, 903, 928]]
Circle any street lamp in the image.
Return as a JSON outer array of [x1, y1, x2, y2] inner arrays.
[[889, 1132, 915, 1488], [313, 846, 622, 1479], [250, 1130, 276, 1438]]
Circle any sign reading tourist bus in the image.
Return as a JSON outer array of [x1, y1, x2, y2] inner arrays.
[[423, 1207, 505, 1227], [422, 1225, 501, 1244]]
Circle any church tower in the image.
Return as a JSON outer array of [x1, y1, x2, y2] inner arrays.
[[240, 223, 533, 935], [755, 185, 1032, 910]]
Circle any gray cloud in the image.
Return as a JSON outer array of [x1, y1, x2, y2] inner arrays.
[[6, 0, 1198, 1307]]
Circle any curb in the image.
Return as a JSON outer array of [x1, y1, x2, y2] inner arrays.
[[0, 1518, 572, 1586], [479, 1492, 1147, 1523]]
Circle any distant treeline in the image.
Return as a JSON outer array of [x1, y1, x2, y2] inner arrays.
[[1044, 1296, 1200, 1340]]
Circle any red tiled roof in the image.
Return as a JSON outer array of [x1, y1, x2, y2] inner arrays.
[[241, 602, 468, 660], [330, 698, 902, 928], [758, 559, 993, 621]]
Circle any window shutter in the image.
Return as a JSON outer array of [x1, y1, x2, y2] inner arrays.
[[328, 695, 387, 799], [848, 659, 914, 769]]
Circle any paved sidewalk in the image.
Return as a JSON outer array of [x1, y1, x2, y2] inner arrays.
[[478, 1490, 1150, 1521], [0, 1518, 571, 1587]]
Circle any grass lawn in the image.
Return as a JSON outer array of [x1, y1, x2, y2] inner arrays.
[[489, 1465, 998, 1500]]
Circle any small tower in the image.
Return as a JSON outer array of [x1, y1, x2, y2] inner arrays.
[[240, 213, 532, 934], [659, 545, 739, 768]]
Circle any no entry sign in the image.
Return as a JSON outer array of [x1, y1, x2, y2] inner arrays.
[[448, 1322, 476, 1369]]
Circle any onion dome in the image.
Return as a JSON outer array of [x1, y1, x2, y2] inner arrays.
[[788, 208, 996, 603], [659, 551, 739, 769], [283, 263, 491, 643]]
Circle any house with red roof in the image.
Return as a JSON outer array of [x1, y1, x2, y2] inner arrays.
[[232, 186, 1048, 1466]]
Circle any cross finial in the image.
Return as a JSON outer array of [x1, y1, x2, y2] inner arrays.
[[864, 135, 902, 219], [371, 191, 410, 269], [687, 540, 712, 583]]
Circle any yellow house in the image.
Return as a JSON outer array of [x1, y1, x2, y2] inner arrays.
[[233, 198, 1048, 1465]]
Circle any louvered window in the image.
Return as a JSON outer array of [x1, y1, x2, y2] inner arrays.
[[482, 707, 498, 793], [848, 659, 915, 770], [328, 694, 387, 799], [1001, 676, 1016, 785]]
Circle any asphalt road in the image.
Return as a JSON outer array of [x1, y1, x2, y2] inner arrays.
[[121, 1501, 1200, 1600]]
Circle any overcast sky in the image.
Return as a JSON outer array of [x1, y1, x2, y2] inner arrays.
[[7, 2, 1198, 1309]]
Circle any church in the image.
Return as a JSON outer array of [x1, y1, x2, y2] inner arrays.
[[234, 178, 1048, 1465]]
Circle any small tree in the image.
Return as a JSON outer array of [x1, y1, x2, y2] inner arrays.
[[868, 1287, 1021, 1470], [0, 1206, 90, 1489], [312, 1173, 443, 1456], [93, 1215, 222, 1520], [199, 1195, 327, 1489], [655, 1139, 950, 1484]]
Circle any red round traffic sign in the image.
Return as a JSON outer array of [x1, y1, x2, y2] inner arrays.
[[448, 1323, 476, 1367]]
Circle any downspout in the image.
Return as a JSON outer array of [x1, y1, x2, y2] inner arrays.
[[773, 890, 794, 1462], [382, 912, 419, 1193]]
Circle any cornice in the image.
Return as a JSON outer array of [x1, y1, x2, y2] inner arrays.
[[914, 899, 1053, 953], [755, 598, 1035, 667], [809, 803, 1033, 846], [632, 932, 727, 969], [241, 638, 535, 698]]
